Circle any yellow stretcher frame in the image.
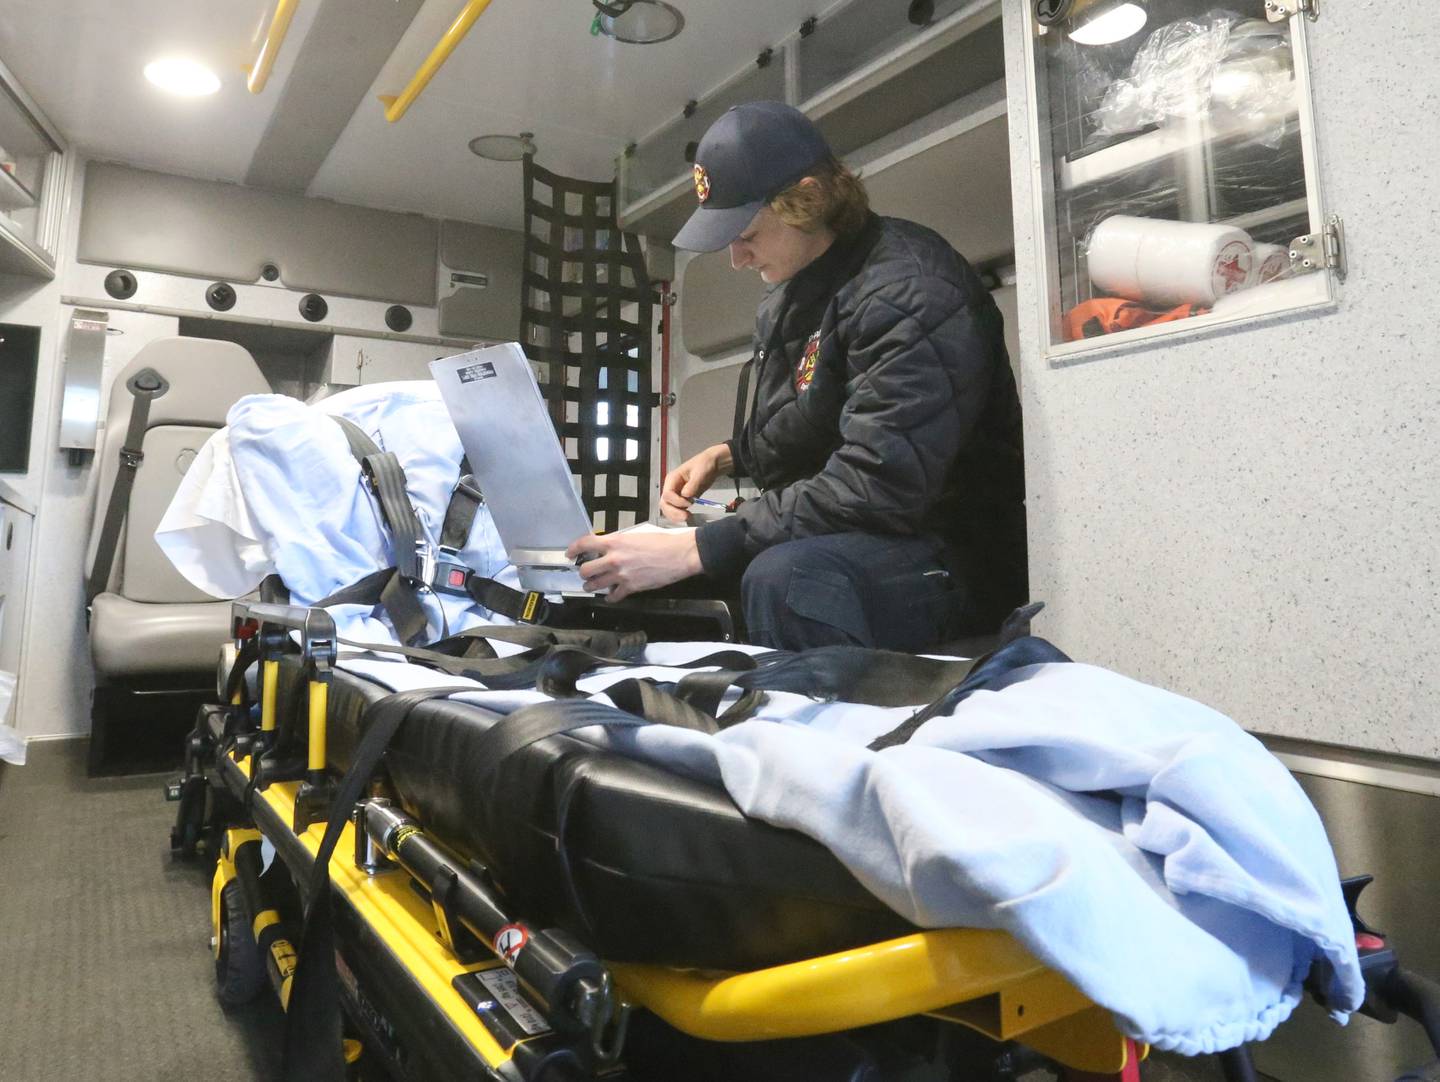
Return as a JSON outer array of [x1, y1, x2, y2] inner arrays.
[[214, 736, 1140, 1076]]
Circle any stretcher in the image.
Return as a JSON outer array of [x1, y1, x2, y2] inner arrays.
[[169, 599, 1440, 1082]]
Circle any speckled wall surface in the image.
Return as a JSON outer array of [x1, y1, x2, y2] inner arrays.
[[1002, 2, 1440, 758]]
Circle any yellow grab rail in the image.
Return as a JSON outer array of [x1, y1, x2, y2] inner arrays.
[[248, 0, 300, 95], [378, 0, 494, 123]]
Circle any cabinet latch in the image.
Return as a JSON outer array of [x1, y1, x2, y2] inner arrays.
[[1265, 0, 1318, 22], [1289, 215, 1346, 282]]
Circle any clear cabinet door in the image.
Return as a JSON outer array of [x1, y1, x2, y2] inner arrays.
[[0, 62, 64, 273], [1027, 0, 1329, 353]]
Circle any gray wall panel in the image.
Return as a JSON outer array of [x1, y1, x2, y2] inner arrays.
[[437, 219, 524, 341], [680, 249, 765, 358], [865, 114, 1013, 267], [79, 162, 437, 305]]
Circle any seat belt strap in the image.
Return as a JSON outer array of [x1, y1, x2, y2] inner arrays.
[[85, 368, 169, 604], [282, 687, 461, 1082], [867, 636, 1072, 751]]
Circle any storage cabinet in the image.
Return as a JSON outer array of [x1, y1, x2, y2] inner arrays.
[[1023, 0, 1333, 356], [0, 57, 66, 278], [618, 0, 1006, 241]]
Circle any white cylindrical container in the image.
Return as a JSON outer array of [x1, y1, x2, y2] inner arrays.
[[1250, 242, 1291, 286], [1088, 215, 1255, 308]]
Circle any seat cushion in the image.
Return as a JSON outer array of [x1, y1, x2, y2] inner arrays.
[[285, 660, 915, 972], [90, 593, 230, 678]]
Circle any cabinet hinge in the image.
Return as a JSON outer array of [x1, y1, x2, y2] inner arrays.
[[1289, 215, 1346, 282], [1265, 0, 1318, 22]]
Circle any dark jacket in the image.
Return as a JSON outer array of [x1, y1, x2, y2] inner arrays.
[[695, 213, 1027, 627]]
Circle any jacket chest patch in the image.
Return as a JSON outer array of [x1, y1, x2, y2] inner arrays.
[[794, 331, 821, 393]]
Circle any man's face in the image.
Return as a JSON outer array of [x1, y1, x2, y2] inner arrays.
[[728, 207, 833, 284]]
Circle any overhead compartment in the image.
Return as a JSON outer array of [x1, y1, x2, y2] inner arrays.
[[619, 0, 1007, 247]]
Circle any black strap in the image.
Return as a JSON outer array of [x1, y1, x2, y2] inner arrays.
[[86, 369, 169, 603], [730, 353, 754, 457], [679, 646, 981, 710], [440, 474, 484, 552], [867, 636, 1072, 751], [282, 687, 460, 1082], [472, 697, 653, 784]]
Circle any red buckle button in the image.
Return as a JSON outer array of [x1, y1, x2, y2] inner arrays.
[[447, 569, 466, 587], [1356, 932, 1386, 951]]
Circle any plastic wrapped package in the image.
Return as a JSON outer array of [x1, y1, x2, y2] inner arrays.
[[1091, 11, 1294, 146], [0, 670, 23, 765]]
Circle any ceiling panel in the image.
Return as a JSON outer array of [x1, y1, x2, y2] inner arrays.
[[0, 0, 913, 229], [0, 0, 323, 181], [307, 0, 827, 228]]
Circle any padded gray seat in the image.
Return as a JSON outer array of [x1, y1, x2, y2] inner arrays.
[[85, 337, 270, 681]]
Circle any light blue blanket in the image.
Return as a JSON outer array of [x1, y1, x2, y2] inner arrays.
[[348, 646, 1364, 1056]]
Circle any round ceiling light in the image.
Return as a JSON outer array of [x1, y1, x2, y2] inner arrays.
[[1068, 1, 1147, 45], [593, 0, 685, 44], [144, 57, 222, 97], [467, 132, 537, 162]]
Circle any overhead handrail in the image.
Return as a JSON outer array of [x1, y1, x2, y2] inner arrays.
[[247, 0, 300, 95], [378, 0, 495, 123]]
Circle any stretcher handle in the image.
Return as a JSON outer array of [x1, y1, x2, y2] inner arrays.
[[232, 601, 337, 670]]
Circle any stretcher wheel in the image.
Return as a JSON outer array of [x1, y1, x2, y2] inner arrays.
[[215, 879, 267, 1005]]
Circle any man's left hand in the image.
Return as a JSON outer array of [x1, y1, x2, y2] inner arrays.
[[565, 530, 703, 602]]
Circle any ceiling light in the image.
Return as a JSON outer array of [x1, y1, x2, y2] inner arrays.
[[592, 0, 685, 44], [144, 57, 222, 97], [1034, 0, 1148, 46], [468, 132, 537, 162]]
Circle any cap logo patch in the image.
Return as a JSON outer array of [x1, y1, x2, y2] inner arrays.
[[693, 164, 711, 204]]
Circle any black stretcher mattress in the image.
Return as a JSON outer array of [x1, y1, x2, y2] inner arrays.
[[274, 657, 915, 972]]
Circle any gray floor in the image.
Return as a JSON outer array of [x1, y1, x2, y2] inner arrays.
[[0, 739, 280, 1082]]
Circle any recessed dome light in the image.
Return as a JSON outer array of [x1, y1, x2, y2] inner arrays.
[[144, 57, 221, 98], [593, 0, 685, 44], [468, 133, 537, 162]]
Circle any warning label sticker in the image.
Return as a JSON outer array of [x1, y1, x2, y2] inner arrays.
[[493, 922, 529, 964], [476, 968, 552, 1036], [459, 361, 497, 384]]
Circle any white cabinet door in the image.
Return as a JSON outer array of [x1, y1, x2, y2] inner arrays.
[[0, 499, 34, 689], [324, 335, 461, 387]]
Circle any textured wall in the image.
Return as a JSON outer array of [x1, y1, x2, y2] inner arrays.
[[1002, 2, 1440, 757]]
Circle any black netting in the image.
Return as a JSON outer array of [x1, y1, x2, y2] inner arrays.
[[520, 157, 654, 534]]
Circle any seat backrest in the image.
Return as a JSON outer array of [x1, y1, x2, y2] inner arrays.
[[85, 337, 270, 602]]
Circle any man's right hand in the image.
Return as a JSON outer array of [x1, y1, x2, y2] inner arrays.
[[659, 443, 734, 524]]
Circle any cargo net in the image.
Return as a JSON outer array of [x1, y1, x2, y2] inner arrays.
[[520, 156, 654, 533]]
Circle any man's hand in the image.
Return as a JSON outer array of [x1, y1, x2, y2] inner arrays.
[[565, 529, 703, 602], [659, 443, 734, 524]]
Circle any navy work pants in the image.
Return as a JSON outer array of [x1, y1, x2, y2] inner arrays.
[[739, 533, 967, 653]]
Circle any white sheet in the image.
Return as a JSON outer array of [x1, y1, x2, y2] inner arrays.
[[157, 382, 518, 644]]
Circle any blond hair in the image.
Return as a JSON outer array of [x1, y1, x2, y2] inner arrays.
[[768, 157, 870, 237]]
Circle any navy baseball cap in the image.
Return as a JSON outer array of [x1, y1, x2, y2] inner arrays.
[[672, 101, 833, 252]]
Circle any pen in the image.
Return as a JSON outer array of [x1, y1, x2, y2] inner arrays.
[[690, 497, 726, 507]]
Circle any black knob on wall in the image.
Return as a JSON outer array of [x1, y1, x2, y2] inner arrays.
[[299, 294, 328, 322], [104, 269, 138, 300], [205, 282, 237, 311], [908, 0, 935, 25], [384, 305, 413, 333]]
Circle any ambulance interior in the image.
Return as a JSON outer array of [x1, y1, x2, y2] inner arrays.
[[0, 1, 1437, 1081]]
